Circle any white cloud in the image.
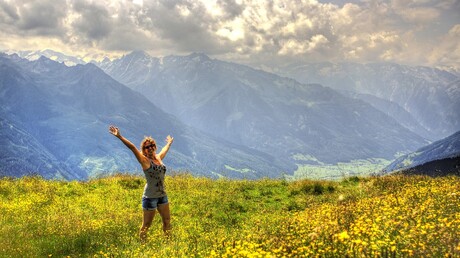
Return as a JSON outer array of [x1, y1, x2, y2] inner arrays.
[[0, 0, 458, 69], [216, 17, 245, 41], [397, 6, 440, 23], [429, 24, 460, 69]]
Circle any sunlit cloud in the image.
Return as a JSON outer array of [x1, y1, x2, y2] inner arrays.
[[0, 0, 458, 69]]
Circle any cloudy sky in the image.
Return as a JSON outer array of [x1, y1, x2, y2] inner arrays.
[[0, 0, 459, 70]]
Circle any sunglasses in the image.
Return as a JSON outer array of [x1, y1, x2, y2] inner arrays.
[[143, 144, 156, 150]]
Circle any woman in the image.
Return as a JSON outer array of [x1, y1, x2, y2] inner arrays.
[[109, 125, 174, 242]]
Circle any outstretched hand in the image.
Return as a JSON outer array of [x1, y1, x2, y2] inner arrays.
[[166, 135, 174, 145], [109, 125, 120, 137]]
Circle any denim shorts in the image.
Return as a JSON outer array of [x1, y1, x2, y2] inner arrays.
[[142, 196, 169, 210]]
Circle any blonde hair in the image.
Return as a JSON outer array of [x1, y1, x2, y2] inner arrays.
[[140, 136, 157, 156]]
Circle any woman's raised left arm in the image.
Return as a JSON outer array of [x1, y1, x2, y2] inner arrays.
[[159, 135, 174, 160]]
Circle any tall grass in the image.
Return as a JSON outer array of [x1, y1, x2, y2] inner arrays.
[[0, 173, 459, 257]]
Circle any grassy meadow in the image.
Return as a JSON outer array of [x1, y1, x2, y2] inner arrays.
[[1, 173, 459, 257]]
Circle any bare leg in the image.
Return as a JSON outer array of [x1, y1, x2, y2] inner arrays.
[[157, 203, 171, 235], [140, 210, 156, 243]]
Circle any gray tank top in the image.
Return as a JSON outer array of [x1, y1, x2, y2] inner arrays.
[[142, 160, 167, 198]]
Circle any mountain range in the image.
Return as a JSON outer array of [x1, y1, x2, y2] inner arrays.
[[0, 53, 293, 179], [2, 50, 459, 180], [275, 62, 460, 141], [5, 49, 86, 67], [97, 51, 427, 165]]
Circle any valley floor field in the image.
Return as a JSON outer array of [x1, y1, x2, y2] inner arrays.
[[1, 173, 459, 257]]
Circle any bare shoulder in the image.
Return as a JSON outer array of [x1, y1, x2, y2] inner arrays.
[[139, 155, 151, 169], [155, 154, 164, 164]]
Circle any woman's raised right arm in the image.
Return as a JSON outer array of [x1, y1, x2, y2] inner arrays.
[[109, 125, 146, 165]]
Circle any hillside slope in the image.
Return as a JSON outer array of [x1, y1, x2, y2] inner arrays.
[[397, 156, 460, 177], [383, 130, 460, 174], [1, 174, 459, 257]]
